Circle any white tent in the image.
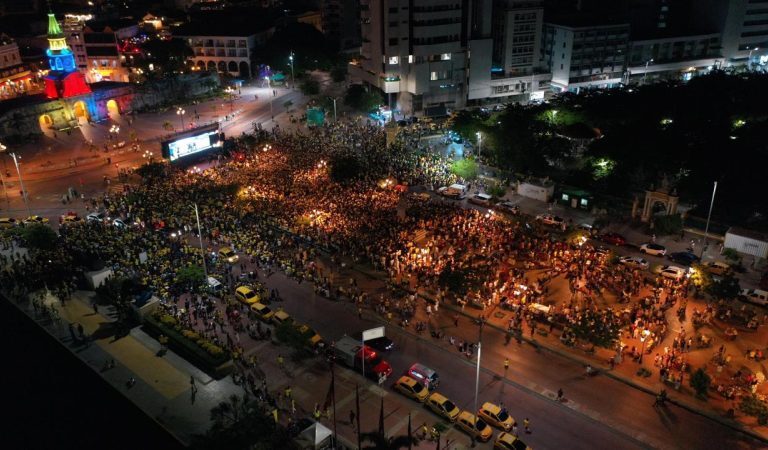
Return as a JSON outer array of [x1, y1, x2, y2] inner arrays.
[[296, 421, 333, 449]]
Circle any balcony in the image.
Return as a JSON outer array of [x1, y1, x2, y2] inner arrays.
[[380, 76, 401, 93]]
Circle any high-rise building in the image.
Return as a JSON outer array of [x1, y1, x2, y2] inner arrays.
[[541, 16, 629, 93], [350, 0, 474, 116], [468, 0, 550, 104], [717, 0, 768, 67]]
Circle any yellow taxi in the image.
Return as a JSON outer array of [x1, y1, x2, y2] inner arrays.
[[272, 309, 292, 326], [494, 432, 532, 450], [218, 246, 239, 263], [478, 402, 515, 431], [235, 286, 259, 305], [23, 215, 49, 225], [0, 217, 17, 229], [425, 392, 460, 422], [393, 376, 429, 402], [249, 303, 274, 322], [295, 323, 324, 348], [456, 411, 494, 442], [60, 214, 82, 225]]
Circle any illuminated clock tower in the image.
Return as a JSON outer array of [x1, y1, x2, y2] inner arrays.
[[43, 12, 91, 99]]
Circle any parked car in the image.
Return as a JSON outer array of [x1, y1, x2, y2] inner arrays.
[[249, 303, 274, 322], [494, 432, 531, 450], [701, 261, 731, 277], [478, 402, 515, 431], [407, 363, 440, 390], [235, 285, 260, 305], [600, 232, 626, 246], [0, 217, 18, 229], [218, 246, 239, 263], [113, 218, 128, 229], [23, 215, 49, 225], [619, 256, 649, 270], [425, 392, 460, 422], [59, 213, 81, 225], [668, 251, 700, 266], [640, 243, 667, 256], [535, 214, 564, 226], [86, 212, 106, 223], [495, 201, 520, 215], [740, 289, 768, 306], [469, 193, 493, 206], [658, 265, 687, 280], [393, 376, 429, 402], [456, 411, 493, 442]]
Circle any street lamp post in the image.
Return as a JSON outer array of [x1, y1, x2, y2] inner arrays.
[[0, 143, 9, 210], [264, 76, 274, 120], [192, 203, 208, 279], [2, 147, 32, 218], [330, 97, 338, 122], [471, 323, 483, 447], [701, 181, 718, 258], [639, 329, 650, 365], [176, 107, 186, 131], [289, 50, 295, 89], [476, 132, 482, 159], [643, 59, 654, 85], [225, 87, 234, 113]]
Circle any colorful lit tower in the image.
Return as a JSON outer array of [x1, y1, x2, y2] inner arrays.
[[43, 12, 91, 99]]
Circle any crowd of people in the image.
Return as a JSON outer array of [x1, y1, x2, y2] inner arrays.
[[1, 119, 766, 413]]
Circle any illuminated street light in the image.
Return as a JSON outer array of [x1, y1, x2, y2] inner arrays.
[[639, 329, 651, 364], [289, 50, 295, 89], [224, 86, 235, 113], [643, 59, 654, 85], [176, 107, 186, 131], [476, 131, 482, 159], [0, 143, 32, 217]]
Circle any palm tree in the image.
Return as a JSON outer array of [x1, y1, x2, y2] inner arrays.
[[359, 431, 417, 450]]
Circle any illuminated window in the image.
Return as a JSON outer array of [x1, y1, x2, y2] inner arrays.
[[430, 71, 438, 80], [580, 198, 588, 206], [441, 53, 451, 60], [561, 194, 569, 201], [408, 55, 413, 63], [388, 56, 399, 64]]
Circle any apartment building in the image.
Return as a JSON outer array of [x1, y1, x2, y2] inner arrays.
[[63, 16, 132, 83], [0, 34, 33, 98], [470, 0, 550, 103], [541, 18, 629, 93], [717, 0, 768, 67]]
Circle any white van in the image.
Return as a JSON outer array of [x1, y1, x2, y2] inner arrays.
[[207, 276, 223, 293], [740, 289, 768, 306], [438, 183, 467, 199]]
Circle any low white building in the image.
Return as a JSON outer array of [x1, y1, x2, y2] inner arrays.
[[724, 227, 768, 259]]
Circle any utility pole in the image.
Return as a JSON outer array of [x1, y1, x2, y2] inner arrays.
[[192, 203, 208, 278], [471, 322, 483, 447], [701, 181, 718, 258], [289, 50, 295, 90], [1, 144, 32, 218]]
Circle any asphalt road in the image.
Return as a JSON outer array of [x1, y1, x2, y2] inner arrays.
[[256, 264, 760, 450]]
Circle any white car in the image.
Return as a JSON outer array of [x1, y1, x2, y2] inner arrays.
[[535, 214, 565, 226], [640, 243, 667, 256], [87, 212, 106, 223], [468, 193, 492, 206], [740, 289, 768, 306], [659, 265, 687, 280], [494, 201, 520, 215], [619, 256, 649, 270], [112, 218, 128, 229]]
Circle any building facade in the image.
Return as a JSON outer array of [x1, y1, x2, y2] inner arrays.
[[541, 21, 630, 93], [0, 34, 35, 99], [321, 0, 361, 50], [718, 0, 768, 67], [181, 34, 256, 78], [351, 0, 478, 116]]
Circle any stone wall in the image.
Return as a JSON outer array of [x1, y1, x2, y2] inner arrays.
[[130, 71, 221, 112]]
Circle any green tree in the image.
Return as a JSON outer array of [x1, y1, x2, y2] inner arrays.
[[177, 264, 206, 291], [344, 84, 383, 112], [450, 158, 479, 180], [704, 273, 741, 300], [652, 214, 683, 235], [689, 367, 712, 398], [21, 224, 58, 251], [138, 37, 193, 76]]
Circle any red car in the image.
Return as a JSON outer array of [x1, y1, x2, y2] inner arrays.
[[600, 233, 626, 246]]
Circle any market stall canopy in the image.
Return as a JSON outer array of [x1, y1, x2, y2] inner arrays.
[[296, 421, 333, 449]]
